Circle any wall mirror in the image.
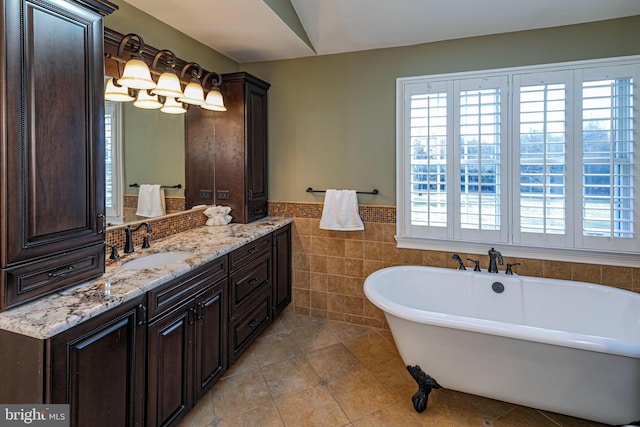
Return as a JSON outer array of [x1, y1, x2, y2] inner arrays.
[[104, 28, 207, 226], [103, 95, 185, 226]]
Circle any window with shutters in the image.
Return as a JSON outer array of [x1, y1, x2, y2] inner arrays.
[[396, 56, 640, 265], [105, 101, 124, 225]]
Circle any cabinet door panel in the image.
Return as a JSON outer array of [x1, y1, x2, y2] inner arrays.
[[147, 305, 193, 427], [3, 0, 105, 264], [195, 279, 227, 398], [246, 84, 268, 203], [50, 296, 145, 427], [272, 224, 292, 316]]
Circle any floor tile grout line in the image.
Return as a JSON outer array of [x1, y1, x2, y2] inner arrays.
[[537, 409, 564, 427]]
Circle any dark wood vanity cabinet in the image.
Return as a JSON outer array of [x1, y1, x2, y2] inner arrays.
[[228, 234, 273, 362], [49, 295, 146, 427], [146, 260, 228, 427], [185, 72, 270, 223], [0, 0, 116, 311], [272, 223, 292, 316], [0, 225, 291, 427]]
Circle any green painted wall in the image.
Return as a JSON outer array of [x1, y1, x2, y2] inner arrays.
[[104, 0, 239, 197], [121, 104, 184, 195], [242, 16, 640, 206]]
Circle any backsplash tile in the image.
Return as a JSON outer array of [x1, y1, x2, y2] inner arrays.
[[105, 207, 207, 264], [268, 201, 640, 329]]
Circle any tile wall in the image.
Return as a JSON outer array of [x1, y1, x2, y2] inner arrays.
[[268, 201, 640, 329], [104, 200, 640, 326]]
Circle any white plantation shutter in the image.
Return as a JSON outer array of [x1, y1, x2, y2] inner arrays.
[[105, 101, 124, 224], [512, 71, 572, 248], [397, 57, 640, 262], [456, 77, 508, 243], [577, 66, 638, 252], [401, 80, 452, 239]]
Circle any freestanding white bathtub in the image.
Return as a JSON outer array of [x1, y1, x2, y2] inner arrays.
[[364, 265, 640, 425]]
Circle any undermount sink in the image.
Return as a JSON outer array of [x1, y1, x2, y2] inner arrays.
[[120, 251, 192, 270]]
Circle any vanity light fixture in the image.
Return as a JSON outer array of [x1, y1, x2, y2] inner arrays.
[[104, 78, 135, 102], [104, 31, 226, 115], [133, 89, 162, 109], [115, 33, 155, 90], [201, 72, 227, 111], [160, 97, 187, 114], [179, 63, 205, 106], [150, 50, 184, 99]]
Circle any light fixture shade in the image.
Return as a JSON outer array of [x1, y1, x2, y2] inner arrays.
[[118, 58, 155, 90], [161, 97, 187, 114], [151, 71, 183, 98], [178, 80, 205, 106], [133, 90, 162, 109], [105, 78, 134, 102], [201, 88, 226, 111]]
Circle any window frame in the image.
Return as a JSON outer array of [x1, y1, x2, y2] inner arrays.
[[396, 55, 640, 267]]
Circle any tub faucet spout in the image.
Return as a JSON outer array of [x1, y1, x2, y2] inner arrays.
[[488, 247, 503, 273], [451, 253, 466, 270]]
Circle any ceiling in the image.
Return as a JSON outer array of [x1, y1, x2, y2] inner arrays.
[[123, 0, 640, 63]]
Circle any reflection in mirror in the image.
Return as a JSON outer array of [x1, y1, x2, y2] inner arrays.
[[104, 94, 186, 227]]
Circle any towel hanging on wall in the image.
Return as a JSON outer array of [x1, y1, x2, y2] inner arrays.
[[136, 184, 166, 217], [319, 189, 364, 231]]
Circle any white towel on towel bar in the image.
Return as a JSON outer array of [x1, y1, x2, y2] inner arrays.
[[136, 184, 166, 217], [319, 189, 364, 231]]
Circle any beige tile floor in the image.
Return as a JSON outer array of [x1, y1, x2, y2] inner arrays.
[[178, 313, 610, 427]]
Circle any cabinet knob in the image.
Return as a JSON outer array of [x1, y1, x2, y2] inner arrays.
[[248, 318, 260, 328]]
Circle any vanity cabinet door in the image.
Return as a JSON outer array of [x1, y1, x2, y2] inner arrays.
[[0, 0, 115, 310], [194, 278, 228, 400], [146, 264, 229, 427], [49, 295, 146, 427], [146, 301, 194, 427], [272, 224, 292, 316]]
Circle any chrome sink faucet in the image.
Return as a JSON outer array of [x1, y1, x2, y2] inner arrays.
[[124, 222, 152, 253], [488, 247, 503, 273]]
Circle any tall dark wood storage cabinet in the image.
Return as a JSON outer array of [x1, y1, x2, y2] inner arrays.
[[185, 72, 270, 223], [0, 0, 115, 310]]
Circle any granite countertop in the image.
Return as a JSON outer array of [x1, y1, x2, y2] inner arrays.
[[0, 217, 292, 340]]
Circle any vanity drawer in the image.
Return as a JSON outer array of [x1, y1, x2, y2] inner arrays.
[[229, 234, 271, 271], [2, 244, 105, 310], [229, 251, 271, 319], [229, 289, 271, 363], [147, 256, 227, 320], [247, 201, 267, 223]]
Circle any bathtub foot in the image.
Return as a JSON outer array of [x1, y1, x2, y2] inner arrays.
[[407, 365, 442, 413]]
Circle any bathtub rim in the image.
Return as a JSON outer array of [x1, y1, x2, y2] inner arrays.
[[364, 265, 640, 359]]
